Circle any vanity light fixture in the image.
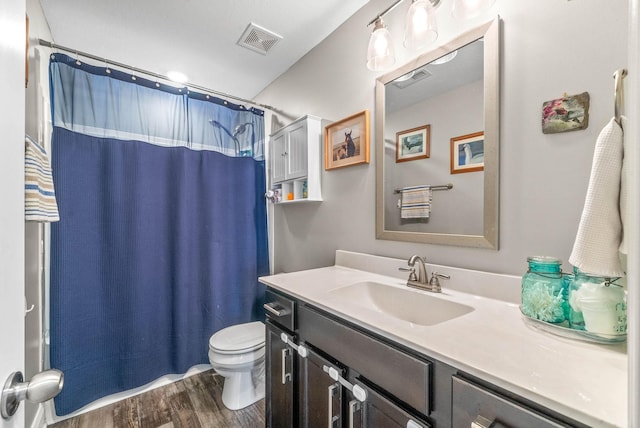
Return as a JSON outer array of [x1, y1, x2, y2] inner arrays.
[[366, 0, 495, 71], [366, 17, 396, 71], [404, 0, 438, 50]]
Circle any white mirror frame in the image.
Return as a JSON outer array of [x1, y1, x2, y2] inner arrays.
[[375, 17, 500, 249]]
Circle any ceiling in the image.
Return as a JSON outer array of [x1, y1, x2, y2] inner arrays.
[[39, 0, 370, 101]]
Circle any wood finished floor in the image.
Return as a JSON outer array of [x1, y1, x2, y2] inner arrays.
[[49, 370, 265, 428]]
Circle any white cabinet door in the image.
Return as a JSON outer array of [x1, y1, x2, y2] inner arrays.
[[285, 121, 308, 181], [271, 132, 287, 184], [270, 118, 311, 184], [0, 0, 26, 427]]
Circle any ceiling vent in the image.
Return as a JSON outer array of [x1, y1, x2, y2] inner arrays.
[[237, 22, 283, 55], [393, 69, 433, 89]]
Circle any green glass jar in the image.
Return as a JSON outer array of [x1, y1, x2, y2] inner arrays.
[[521, 256, 565, 323], [567, 268, 626, 337]]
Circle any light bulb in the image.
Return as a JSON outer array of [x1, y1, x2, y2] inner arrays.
[[452, 0, 496, 19], [367, 18, 396, 71], [404, 0, 438, 50]]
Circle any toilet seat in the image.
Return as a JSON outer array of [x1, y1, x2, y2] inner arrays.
[[209, 321, 265, 354]]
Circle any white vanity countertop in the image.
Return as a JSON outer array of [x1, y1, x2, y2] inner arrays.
[[259, 251, 628, 428]]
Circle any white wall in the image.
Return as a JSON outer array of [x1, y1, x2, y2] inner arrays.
[[256, 0, 628, 276]]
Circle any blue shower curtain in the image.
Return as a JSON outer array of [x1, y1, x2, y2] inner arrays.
[[49, 54, 269, 415]]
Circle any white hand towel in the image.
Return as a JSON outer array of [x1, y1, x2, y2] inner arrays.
[[569, 118, 624, 277], [400, 186, 432, 219], [619, 116, 628, 255]]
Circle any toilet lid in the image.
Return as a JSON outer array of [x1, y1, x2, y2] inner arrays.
[[209, 321, 265, 353]]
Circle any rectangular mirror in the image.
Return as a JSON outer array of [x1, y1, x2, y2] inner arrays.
[[375, 18, 500, 249]]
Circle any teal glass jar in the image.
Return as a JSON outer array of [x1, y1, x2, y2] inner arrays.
[[521, 256, 565, 323], [567, 268, 626, 337], [564, 267, 582, 328]]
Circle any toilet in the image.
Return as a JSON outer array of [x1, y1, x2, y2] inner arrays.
[[208, 321, 266, 410]]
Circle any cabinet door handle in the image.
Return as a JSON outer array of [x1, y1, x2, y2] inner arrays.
[[348, 399, 362, 428], [471, 415, 494, 428], [264, 302, 290, 317], [328, 383, 339, 428], [281, 348, 291, 385]]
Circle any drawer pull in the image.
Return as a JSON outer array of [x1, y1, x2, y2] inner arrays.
[[348, 400, 362, 428], [264, 302, 290, 317], [471, 415, 493, 428], [281, 348, 291, 385], [328, 383, 340, 427]]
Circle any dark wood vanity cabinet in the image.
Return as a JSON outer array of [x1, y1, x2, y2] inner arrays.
[[298, 347, 346, 427], [264, 287, 585, 428], [265, 320, 296, 428], [264, 289, 298, 428], [265, 287, 432, 427], [451, 376, 586, 428]]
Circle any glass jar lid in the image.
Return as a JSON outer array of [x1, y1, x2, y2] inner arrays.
[[527, 256, 561, 265]]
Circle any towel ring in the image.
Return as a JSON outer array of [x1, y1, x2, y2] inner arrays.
[[613, 68, 627, 125]]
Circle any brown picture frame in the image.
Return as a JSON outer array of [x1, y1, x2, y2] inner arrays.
[[324, 110, 370, 170], [396, 124, 430, 163], [450, 131, 484, 174]]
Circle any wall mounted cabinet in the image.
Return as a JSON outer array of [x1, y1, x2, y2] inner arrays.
[[270, 115, 322, 204]]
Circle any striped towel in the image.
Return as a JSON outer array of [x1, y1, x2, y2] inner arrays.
[[25, 135, 60, 222], [400, 185, 432, 219]]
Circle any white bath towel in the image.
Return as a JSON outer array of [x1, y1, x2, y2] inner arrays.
[[400, 185, 432, 219], [569, 118, 625, 277]]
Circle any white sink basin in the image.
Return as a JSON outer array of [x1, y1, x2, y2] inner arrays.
[[330, 281, 474, 326]]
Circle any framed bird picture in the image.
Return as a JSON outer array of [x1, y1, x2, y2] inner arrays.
[[450, 131, 484, 174], [396, 124, 430, 163]]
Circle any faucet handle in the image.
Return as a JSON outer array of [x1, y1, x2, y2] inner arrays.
[[428, 272, 450, 289], [399, 267, 418, 282]]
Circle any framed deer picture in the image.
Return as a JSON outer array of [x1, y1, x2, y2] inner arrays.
[[324, 110, 370, 170]]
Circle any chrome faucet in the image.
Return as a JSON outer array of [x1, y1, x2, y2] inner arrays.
[[408, 255, 428, 285], [399, 255, 449, 293]]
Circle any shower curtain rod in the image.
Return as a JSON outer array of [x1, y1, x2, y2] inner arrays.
[[38, 39, 276, 112]]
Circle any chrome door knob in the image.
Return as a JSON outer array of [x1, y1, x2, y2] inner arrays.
[[1, 369, 64, 419]]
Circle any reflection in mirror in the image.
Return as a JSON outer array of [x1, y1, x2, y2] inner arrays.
[[375, 18, 500, 249]]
